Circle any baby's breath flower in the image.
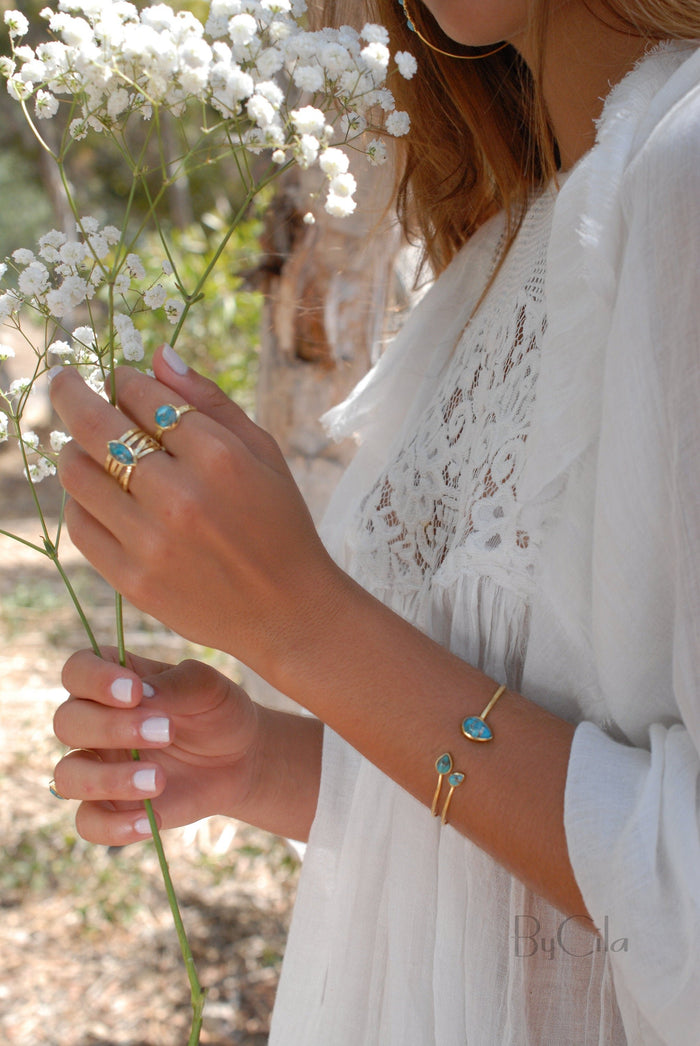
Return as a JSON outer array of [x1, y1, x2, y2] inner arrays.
[[291, 105, 326, 137], [0, 292, 20, 322], [144, 284, 167, 309], [113, 312, 144, 362], [18, 261, 50, 298], [8, 376, 31, 398], [0, 413, 8, 443], [293, 64, 324, 92], [385, 110, 410, 137], [125, 253, 146, 280], [4, 10, 30, 39], [35, 89, 59, 118], [161, 259, 174, 276], [0, 344, 16, 362], [296, 133, 319, 169], [361, 24, 390, 46], [164, 298, 185, 324], [49, 430, 71, 452], [71, 325, 96, 349], [12, 248, 35, 266], [366, 138, 388, 166], [28, 457, 56, 483], [319, 147, 349, 178], [48, 339, 73, 358], [22, 429, 40, 450], [395, 50, 417, 79]]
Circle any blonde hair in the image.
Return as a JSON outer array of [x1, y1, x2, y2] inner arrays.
[[322, 1, 700, 274]]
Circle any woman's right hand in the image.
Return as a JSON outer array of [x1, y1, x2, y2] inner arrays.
[[52, 648, 263, 846]]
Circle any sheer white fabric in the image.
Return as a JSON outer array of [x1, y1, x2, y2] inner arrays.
[[269, 43, 700, 1046]]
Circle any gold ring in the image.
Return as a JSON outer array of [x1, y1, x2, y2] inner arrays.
[[105, 427, 163, 492], [49, 778, 69, 800], [153, 403, 196, 439]]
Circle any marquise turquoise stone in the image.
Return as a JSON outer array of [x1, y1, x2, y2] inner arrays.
[[461, 716, 493, 742], [155, 404, 178, 429], [436, 753, 452, 775], [107, 440, 135, 465], [448, 772, 465, 787]]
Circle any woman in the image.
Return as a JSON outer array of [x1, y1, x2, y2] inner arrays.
[[49, 1, 700, 1042]]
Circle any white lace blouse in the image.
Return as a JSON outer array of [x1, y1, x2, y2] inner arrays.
[[269, 42, 700, 1046]]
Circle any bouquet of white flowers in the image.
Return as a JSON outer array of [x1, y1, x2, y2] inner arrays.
[[0, 2, 415, 1039]]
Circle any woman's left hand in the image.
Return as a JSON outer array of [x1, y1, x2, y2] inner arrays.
[[49, 346, 348, 686]]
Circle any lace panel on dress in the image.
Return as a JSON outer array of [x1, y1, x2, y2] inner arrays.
[[347, 192, 555, 600]]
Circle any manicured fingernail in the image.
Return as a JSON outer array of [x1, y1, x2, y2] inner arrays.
[[111, 678, 133, 704], [162, 343, 188, 375], [133, 768, 157, 793], [47, 365, 64, 383], [140, 716, 170, 743], [142, 682, 156, 698], [134, 818, 153, 837]]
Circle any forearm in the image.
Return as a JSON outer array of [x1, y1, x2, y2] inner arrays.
[[275, 573, 588, 920], [230, 707, 324, 844]]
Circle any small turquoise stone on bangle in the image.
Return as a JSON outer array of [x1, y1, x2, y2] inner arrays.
[[436, 753, 452, 775], [154, 404, 178, 430], [461, 716, 493, 742], [107, 440, 135, 465], [448, 771, 465, 787]]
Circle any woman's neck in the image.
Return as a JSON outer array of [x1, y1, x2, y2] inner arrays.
[[516, 2, 652, 169]]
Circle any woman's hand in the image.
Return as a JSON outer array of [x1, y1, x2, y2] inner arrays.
[[48, 346, 349, 688], [52, 648, 263, 846]]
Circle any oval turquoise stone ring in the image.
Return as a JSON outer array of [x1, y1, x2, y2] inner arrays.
[[153, 402, 196, 439]]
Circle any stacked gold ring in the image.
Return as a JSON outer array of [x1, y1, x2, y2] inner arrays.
[[105, 427, 163, 492]]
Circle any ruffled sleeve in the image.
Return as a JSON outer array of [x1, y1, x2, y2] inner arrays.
[[560, 46, 700, 1045]]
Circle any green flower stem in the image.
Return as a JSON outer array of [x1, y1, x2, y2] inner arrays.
[[116, 586, 205, 1040]]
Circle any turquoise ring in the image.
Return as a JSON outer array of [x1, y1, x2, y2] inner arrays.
[[105, 427, 163, 492], [153, 403, 196, 440], [49, 778, 69, 800]]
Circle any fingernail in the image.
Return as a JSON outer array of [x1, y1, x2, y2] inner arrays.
[[111, 678, 133, 704], [47, 365, 64, 383], [134, 817, 153, 837], [140, 716, 170, 743], [133, 768, 157, 793], [162, 343, 188, 375], [142, 682, 156, 698]]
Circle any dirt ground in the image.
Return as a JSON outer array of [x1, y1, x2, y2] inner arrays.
[[0, 426, 300, 1044]]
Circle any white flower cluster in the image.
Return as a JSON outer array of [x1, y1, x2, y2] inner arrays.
[[2, 219, 182, 367], [2, 2, 415, 219], [0, 221, 185, 480]]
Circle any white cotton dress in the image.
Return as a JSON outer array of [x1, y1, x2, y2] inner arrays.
[[268, 42, 700, 1046]]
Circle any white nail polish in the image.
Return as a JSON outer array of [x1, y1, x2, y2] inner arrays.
[[111, 678, 133, 704], [133, 768, 157, 793], [47, 365, 64, 383], [140, 716, 170, 743], [162, 343, 188, 375], [142, 682, 156, 698], [134, 818, 153, 837]]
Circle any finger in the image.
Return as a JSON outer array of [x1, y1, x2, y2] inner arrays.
[[152, 343, 283, 466], [62, 648, 172, 706], [59, 493, 134, 595], [54, 698, 172, 752], [75, 801, 161, 847], [54, 750, 165, 803]]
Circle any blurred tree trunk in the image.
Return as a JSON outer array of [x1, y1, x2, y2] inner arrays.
[[256, 163, 409, 524]]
